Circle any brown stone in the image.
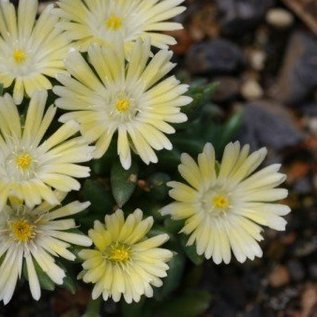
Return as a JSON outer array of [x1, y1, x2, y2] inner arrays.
[[269, 265, 290, 287], [211, 76, 240, 102], [282, 0, 317, 35]]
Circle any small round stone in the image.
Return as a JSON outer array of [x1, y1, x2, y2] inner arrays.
[[266, 8, 294, 29], [241, 79, 263, 100]]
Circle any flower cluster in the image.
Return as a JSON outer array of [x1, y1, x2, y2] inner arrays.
[[0, 0, 290, 308]]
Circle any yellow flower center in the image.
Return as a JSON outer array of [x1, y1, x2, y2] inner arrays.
[[109, 244, 130, 262], [115, 98, 130, 112], [212, 195, 229, 209], [10, 219, 35, 242], [16, 153, 33, 169], [13, 49, 26, 64], [106, 16, 123, 30]]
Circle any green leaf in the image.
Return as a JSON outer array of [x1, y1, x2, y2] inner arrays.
[[170, 137, 205, 157], [180, 235, 204, 265], [140, 200, 165, 221], [92, 140, 117, 175], [68, 245, 86, 264], [54, 260, 78, 294], [110, 160, 138, 207], [184, 265, 204, 288], [62, 274, 77, 294], [154, 253, 185, 300], [185, 81, 219, 115], [157, 149, 181, 171], [218, 110, 244, 152], [83, 179, 114, 214], [0, 83, 3, 96], [164, 218, 184, 234], [147, 172, 171, 201], [154, 290, 212, 317], [23, 260, 55, 291]]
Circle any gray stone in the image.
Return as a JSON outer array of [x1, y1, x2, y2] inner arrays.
[[270, 31, 317, 105], [299, 102, 317, 116], [287, 259, 305, 282], [308, 263, 317, 279], [216, 0, 274, 35], [238, 100, 304, 150], [186, 39, 245, 75]]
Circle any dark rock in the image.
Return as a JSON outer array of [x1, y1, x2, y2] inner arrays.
[[308, 263, 317, 280], [270, 31, 317, 105], [268, 287, 299, 310], [292, 177, 312, 194], [185, 39, 245, 75], [244, 305, 262, 317], [287, 259, 305, 282], [238, 100, 304, 151], [221, 277, 248, 308], [294, 236, 317, 257], [216, 0, 274, 35], [211, 299, 237, 317], [243, 271, 262, 295], [211, 76, 240, 102], [298, 102, 317, 116]]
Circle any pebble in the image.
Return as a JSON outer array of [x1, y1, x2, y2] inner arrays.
[[212, 76, 240, 102], [185, 39, 245, 75], [293, 177, 312, 194], [266, 8, 294, 29], [241, 79, 264, 100], [216, 0, 274, 35], [249, 49, 267, 71], [287, 259, 305, 282], [308, 264, 317, 280], [269, 265, 290, 288], [299, 103, 317, 117]]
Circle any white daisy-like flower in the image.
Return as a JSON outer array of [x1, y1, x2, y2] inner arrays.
[[54, 39, 191, 169], [0, 0, 70, 104], [0, 90, 94, 210], [161, 142, 290, 264], [54, 0, 186, 53], [0, 193, 92, 304], [79, 208, 173, 303]]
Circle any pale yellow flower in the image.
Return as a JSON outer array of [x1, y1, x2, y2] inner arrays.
[[54, 39, 191, 169], [54, 0, 186, 53], [161, 142, 290, 264], [0, 91, 94, 210], [79, 209, 173, 303], [0, 193, 92, 304], [0, 0, 70, 104]]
